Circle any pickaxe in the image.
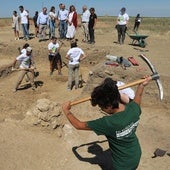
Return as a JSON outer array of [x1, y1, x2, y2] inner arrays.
[[70, 54, 163, 106]]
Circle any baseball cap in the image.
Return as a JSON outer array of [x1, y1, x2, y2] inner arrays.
[[26, 47, 32, 52]]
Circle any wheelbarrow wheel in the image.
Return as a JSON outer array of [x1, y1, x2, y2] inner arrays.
[[139, 39, 146, 48]]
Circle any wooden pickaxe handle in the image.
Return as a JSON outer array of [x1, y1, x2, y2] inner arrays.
[[70, 74, 158, 106], [11, 67, 35, 72]]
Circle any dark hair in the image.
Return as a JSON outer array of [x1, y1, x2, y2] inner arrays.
[[90, 7, 95, 12], [13, 11, 17, 14], [136, 14, 140, 17], [50, 6, 55, 12], [91, 78, 120, 109], [69, 5, 75, 12], [70, 39, 78, 48], [51, 36, 57, 40], [19, 6, 24, 9], [23, 43, 29, 49]]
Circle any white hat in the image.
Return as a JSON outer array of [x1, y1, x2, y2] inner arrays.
[[26, 47, 32, 52]]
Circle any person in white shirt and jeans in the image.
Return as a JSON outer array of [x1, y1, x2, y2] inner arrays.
[[58, 4, 69, 39], [37, 7, 49, 41], [19, 5, 29, 40], [65, 39, 86, 90]]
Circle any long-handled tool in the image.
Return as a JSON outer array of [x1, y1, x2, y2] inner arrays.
[[70, 54, 163, 106], [11, 67, 35, 72]]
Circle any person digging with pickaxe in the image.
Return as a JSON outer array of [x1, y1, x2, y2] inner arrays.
[[62, 75, 152, 170], [12, 46, 36, 92]]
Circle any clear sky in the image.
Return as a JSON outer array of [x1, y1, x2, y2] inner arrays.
[[1, 0, 170, 18]]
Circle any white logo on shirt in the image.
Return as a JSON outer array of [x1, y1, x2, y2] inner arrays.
[[116, 120, 139, 139]]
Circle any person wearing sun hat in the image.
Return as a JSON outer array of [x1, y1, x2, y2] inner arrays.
[[12, 46, 36, 92], [116, 7, 129, 44]]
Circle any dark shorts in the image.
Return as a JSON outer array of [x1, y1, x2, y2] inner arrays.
[[48, 53, 61, 62]]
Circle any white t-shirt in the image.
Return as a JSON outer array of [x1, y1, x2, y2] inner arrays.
[[21, 48, 27, 55], [67, 47, 84, 65], [20, 10, 29, 24], [81, 9, 90, 22], [117, 81, 135, 99], [117, 13, 129, 25], [49, 11, 56, 21], [16, 54, 32, 69], [48, 42, 60, 55]]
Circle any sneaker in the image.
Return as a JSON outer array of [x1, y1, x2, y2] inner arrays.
[[67, 88, 71, 91]]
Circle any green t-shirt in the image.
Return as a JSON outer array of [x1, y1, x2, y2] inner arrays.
[[87, 101, 142, 170]]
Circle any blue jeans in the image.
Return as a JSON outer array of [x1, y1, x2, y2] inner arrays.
[[21, 24, 29, 39], [59, 20, 67, 38], [49, 20, 56, 38]]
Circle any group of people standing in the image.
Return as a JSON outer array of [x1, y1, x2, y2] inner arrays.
[[12, 4, 97, 44], [12, 6, 30, 40], [81, 6, 97, 44]]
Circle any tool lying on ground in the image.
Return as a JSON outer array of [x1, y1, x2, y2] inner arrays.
[[70, 54, 163, 106], [106, 55, 131, 67], [128, 56, 139, 66], [152, 148, 167, 158]]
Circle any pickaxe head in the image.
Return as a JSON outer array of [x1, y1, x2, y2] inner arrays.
[[139, 54, 163, 100]]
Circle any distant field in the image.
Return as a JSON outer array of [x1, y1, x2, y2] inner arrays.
[[0, 16, 170, 34], [99, 16, 170, 34]]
